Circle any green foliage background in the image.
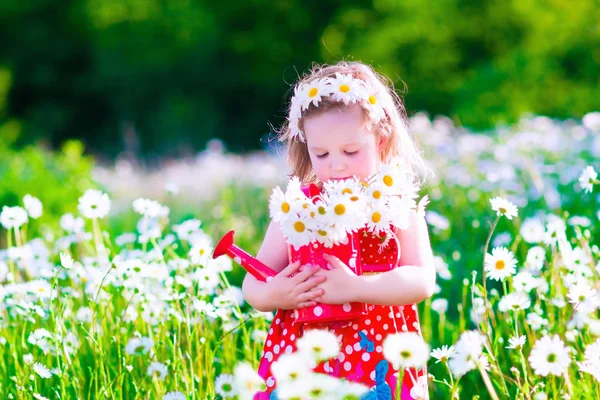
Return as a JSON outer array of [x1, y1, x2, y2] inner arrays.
[[1, 0, 599, 157]]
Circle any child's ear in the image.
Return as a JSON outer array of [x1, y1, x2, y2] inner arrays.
[[378, 135, 387, 151]]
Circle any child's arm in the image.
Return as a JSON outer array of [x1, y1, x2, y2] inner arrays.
[[241, 220, 326, 312], [315, 210, 436, 306]]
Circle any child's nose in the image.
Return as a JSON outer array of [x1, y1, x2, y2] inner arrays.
[[331, 159, 348, 172]]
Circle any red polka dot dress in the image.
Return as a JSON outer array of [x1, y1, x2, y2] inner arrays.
[[254, 228, 428, 399]]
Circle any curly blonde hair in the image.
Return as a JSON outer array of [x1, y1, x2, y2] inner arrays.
[[278, 61, 428, 186]]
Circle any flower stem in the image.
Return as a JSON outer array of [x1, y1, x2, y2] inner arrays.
[[478, 362, 500, 400]]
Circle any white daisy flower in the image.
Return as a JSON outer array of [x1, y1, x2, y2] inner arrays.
[[512, 271, 541, 293], [172, 219, 202, 243], [577, 339, 600, 381], [498, 292, 531, 313], [430, 345, 455, 363], [415, 195, 430, 217], [520, 217, 545, 243], [484, 247, 517, 281], [366, 200, 393, 235], [32, 362, 52, 379], [364, 86, 386, 121], [431, 298, 448, 314], [525, 246, 546, 271], [24, 354, 34, 365], [322, 191, 367, 234], [528, 334, 571, 376], [59, 213, 85, 233], [132, 198, 165, 218], [386, 195, 413, 231], [33, 394, 50, 400], [271, 352, 313, 384], [0, 206, 28, 229], [433, 256, 451, 280], [192, 299, 218, 318], [298, 78, 332, 110], [327, 73, 365, 104], [78, 189, 111, 219], [280, 213, 316, 250], [269, 186, 294, 223], [490, 196, 518, 220], [233, 362, 266, 399], [448, 330, 486, 378], [276, 376, 310, 398], [527, 312, 549, 331], [188, 235, 213, 266], [567, 281, 598, 314], [506, 335, 526, 350], [214, 374, 237, 398], [288, 114, 304, 142], [383, 332, 430, 369], [578, 166, 598, 193], [163, 392, 186, 400], [60, 252, 74, 269], [313, 223, 338, 248], [125, 336, 154, 355], [296, 329, 340, 363], [376, 163, 405, 193], [23, 194, 43, 219], [303, 373, 339, 398], [323, 178, 364, 198], [147, 361, 168, 380]]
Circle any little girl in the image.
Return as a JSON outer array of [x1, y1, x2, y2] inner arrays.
[[242, 61, 436, 399]]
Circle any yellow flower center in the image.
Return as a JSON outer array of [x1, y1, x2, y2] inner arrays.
[[318, 206, 326, 215], [373, 190, 382, 199], [342, 188, 352, 195], [294, 221, 305, 233], [317, 230, 327, 236], [369, 95, 377, 105], [308, 87, 318, 97], [281, 202, 290, 213], [339, 84, 350, 93], [372, 212, 381, 223], [199, 249, 205, 255], [383, 175, 393, 187], [495, 260, 505, 270], [400, 350, 412, 359], [334, 204, 346, 215]]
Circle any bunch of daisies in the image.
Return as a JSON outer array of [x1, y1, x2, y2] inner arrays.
[[269, 158, 427, 250]]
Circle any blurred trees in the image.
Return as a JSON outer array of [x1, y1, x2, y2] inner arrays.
[[0, 0, 599, 158]]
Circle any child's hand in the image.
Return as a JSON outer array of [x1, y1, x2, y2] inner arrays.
[[314, 254, 361, 304], [267, 261, 326, 310]]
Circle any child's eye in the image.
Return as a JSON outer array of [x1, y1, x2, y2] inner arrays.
[[316, 153, 329, 158], [345, 150, 359, 156]]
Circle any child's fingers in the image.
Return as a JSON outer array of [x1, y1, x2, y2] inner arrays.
[[322, 254, 343, 269], [292, 264, 319, 283], [280, 261, 301, 277], [297, 300, 317, 309], [295, 275, 325, 294]]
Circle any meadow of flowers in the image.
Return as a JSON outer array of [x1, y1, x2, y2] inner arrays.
[[1, 111, 600, 399]]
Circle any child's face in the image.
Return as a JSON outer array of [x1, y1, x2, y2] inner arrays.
[[303, 104, 380, 183]]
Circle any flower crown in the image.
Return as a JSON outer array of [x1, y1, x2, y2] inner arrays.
[[288, 73, 388, 142]]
